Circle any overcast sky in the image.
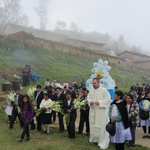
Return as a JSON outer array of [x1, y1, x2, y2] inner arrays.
[[21, 0, 150, 53]]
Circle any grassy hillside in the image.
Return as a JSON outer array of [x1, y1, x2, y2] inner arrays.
[[0, 34, 149, 92]]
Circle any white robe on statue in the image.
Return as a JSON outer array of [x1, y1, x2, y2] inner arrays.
[[87, 86, 112, 149]]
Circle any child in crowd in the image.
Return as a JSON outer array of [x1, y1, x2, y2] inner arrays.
[[16, 95, 34, 142]]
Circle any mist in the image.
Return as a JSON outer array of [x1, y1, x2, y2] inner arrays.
[[1, 0, 150, 56]]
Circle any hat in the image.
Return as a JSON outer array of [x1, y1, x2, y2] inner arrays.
[[140, 110, 149, 120], [106, 122, 116, 136]]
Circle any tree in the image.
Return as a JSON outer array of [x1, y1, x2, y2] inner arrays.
[[69, 22, 79, 32], [55, 21, 67, 30], [131, 45, 141, 53], [0, 0, 29, 26], [34, 0, 50, 30], [118, 34, 124, 42]]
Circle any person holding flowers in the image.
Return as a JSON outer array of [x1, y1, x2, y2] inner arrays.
[[5, 89, 15, 123], [49, 87, 57, 123], [77, 89, 90, 135], [32, 85, 43, 131], [139, 91, 150, 139], [9, 88, 24, 129], [39, 92, 52, 134], [63, 91, 77, 139], [16, 95, 34, 142], [55, 87, 65, 133]]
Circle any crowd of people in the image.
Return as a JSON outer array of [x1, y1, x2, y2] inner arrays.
[[4, 78, 150, 150], [22, 65, 36, 86]]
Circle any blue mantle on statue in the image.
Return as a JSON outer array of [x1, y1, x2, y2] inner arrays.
[[107, 89, 115, 101]]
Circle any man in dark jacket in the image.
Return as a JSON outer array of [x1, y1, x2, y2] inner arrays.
[[63, 91, 77, 139], [55, 87, 66, 132], [49, 87, 57, 122], [30, 85, 43, 131], [9, 88, 24, 129], [77, 89, 90, 135]]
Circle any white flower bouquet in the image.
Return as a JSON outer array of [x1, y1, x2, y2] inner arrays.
[[72, 96, 87, 109], [26, 86, 37, 110], [35, 101, 64, 117], [64, 96, 87, 124], [27, 86, 35, 98], [7, 91, 21, 114], [143, 100, 150, 109]]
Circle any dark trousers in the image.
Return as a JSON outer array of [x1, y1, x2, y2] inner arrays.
[[52, 110, 56, 122], [78, 110, 89, 133], [8, 115, 11, 122], [9, 108, 23, 128], [30, 113, 41, 131], [30, 119, 35, 129], [36, 115, 41, 131], [22, 75, 29, 86], [142, 126, 150, 134], [58, 112, 64, 131], [21, 122, 29, 139], [67, 116, 76, 138], [114, 143, 124, 150], [129, 126, 136, 146]]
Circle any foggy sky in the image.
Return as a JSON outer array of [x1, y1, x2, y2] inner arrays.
[[21, 0, 150, 53]]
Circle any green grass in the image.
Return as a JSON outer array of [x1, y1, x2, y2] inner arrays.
[[0, 34, 150, 149], [0, 34, 149, 92], [0, 107, 149, 150]]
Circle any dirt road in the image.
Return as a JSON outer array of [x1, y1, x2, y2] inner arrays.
[[135, 127, 150, 148]]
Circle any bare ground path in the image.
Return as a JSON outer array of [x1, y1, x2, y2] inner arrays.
[[135, 127, 150, 148]]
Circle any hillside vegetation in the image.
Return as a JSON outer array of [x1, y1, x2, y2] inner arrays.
[[0, 33, 149, 92]]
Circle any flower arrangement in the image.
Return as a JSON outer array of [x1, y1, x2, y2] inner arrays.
[[64, 113, 71, 125], [35, 101, 64, 117], [26, 86, 37, 110], [72, 96, 87, 109], [7, 91, 15, 102], [143, 100, 150, 109], [27, 86, 35, 98], [7, 91, 21, 114], [64, 96, 87, 124]]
